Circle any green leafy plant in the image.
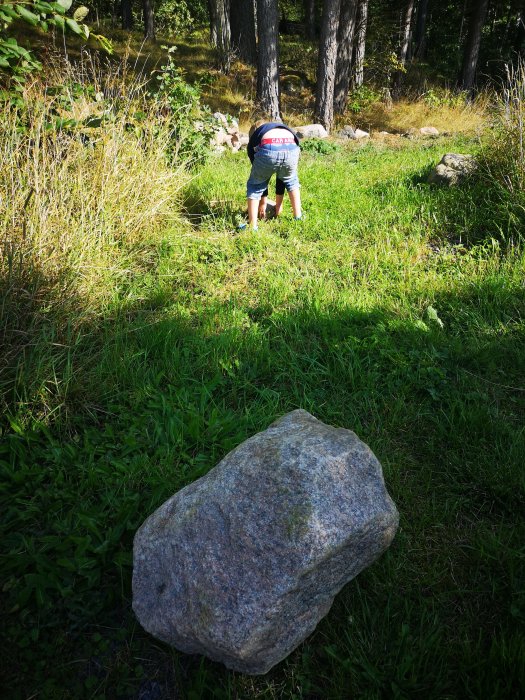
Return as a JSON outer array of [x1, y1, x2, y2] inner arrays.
[[347, 84, 381, 114], [421, 87, 468, 109], [152, 45, 216, 166], [300, 138, 340, 155], [0, 0, 112, 90]]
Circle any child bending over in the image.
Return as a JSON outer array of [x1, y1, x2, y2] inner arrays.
[[244, 120, 302, 230]]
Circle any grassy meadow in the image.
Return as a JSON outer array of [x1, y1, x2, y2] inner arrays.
[[1, 36, 525, 699]]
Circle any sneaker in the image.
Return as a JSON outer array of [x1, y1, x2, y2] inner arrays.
[[294, 215, 303, 221], [237, 222, 247, 230]]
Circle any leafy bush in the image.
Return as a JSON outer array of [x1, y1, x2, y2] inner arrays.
[[152, 46, 216, 167], [347, 85, 381, 114], [300, 138, 340, 155], [0, 0, 111, 90], [155, 0, 207, 37], [421, 88, 469, 109]]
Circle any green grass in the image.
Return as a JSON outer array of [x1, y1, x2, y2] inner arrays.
[[1, 136, 525, 698]]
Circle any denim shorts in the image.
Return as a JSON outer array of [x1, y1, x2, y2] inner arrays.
[[247, 143, 300, 200]]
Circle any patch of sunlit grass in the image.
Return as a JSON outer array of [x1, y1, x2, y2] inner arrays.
[[356, 94, 488, 134]]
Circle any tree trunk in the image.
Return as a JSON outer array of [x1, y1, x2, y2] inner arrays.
[[257, 0, 281, 120], [314, 0, 342, 131], [121, 0, 133, 30], [413, 0, 428, 58], [515, 3, 525, 55], [215, 0, 231, 72], [333, 0, 358, 114], [304, 0, 317, 39], [231, 0, 257, 64], [352, 0, 368, 89], [143, 0, 155, 40], [459, 0, 489, 91], [392, 0, 416, 94], [208, 0, 218, 47]]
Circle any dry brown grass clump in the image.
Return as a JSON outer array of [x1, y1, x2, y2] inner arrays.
[[354, 94, 489, 135], [0, 59, 189, 416]]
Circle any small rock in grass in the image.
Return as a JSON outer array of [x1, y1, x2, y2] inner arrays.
[[420, 126, 440, 136], [336, 125, 356, 139], [213, 111, 229, 126], [295, 124, 329, 139], [427, 153, 477, 186], [263, 198, 276, 218], [212, 128, 231, 147], [133, 410, 399, 675], [354, 128, 370, 139]]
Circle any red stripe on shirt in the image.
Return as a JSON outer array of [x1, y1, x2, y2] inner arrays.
[[260, 137, 295, 144]]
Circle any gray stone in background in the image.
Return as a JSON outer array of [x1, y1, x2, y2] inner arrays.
[[295, 124, 329, 139], [336, 125, 356, 140], [428, 153, 477, 186], [133, 409, 399, 675], [420, 126, 440, 136]]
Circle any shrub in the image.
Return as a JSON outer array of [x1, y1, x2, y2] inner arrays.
[[300, 138, 340, 155], [152, 46, 216, 166]]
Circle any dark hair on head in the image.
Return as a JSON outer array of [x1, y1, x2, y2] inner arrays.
[[249, 119, 267, 138]]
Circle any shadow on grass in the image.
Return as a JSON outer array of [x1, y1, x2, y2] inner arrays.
[[2, 272, 524, 699]]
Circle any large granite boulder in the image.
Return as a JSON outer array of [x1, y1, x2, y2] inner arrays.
[[428, 153, 477, 186], [133, 410, 399, 675]]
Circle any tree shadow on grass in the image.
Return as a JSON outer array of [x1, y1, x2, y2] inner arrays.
[[3, 272, 524, 698], [182, 180, 245, 229]]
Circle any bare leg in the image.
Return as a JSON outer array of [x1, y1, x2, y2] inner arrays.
[[247, 198, 259, 229], [274, 194, 284, 217], [288, 189, 302, 218], [258, 196, 267, 219]]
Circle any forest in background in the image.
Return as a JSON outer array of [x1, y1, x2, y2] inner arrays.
[[2, 1, 525, 124]]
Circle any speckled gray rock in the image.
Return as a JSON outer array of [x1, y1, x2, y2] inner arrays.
[[295, 124, 329, 139], [428, 153, 477, 186], [420, 126, 439, 136], [336, 125, 356, 139], [132, 409, 399, 675]]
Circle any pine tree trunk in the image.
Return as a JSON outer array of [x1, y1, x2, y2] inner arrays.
[[413, 0, 428, 58], [257, 0, 281, 120], [352, 0, 368, 89], [304, 0, 317, 39], [121, 0, 133, 30], [231, 0, 257, 64], [208, 0, 218, 47], [392, 0, 416, 95], [314, 0, 342, 130], [216, 0, 232, 72], [143, 0, 155, 40], [459, 0, 489, 91], [333, 0, 358, 114]]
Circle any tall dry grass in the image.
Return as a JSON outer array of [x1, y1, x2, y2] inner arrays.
[[0, 58, 189, 417], [356, 92, 489, 134], [480, 62, 525, 196]]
